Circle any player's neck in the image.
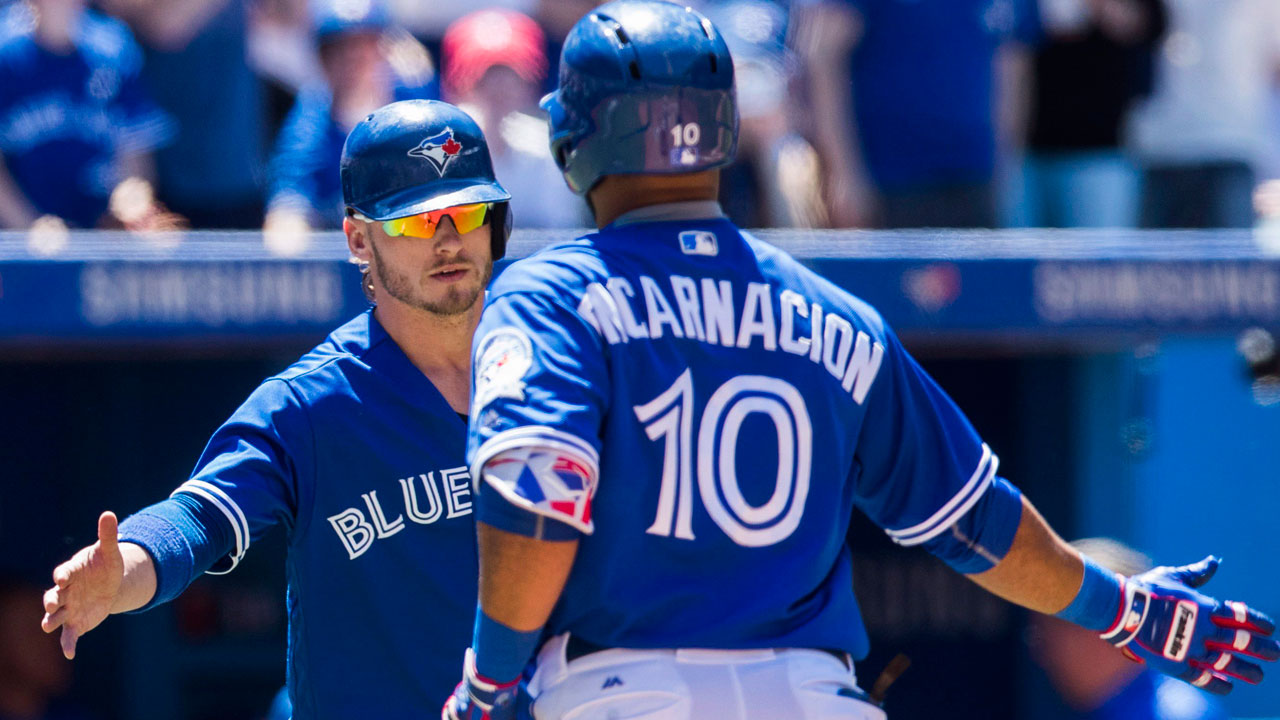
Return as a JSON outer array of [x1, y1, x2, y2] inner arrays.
[[589, 171, 720, 228], [374, 300, 479, 413]]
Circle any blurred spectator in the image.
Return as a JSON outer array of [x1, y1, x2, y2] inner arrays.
[[1005, 0, 1167, 228], [100, 0, 267, 229], [0, 577, 97, 720], [1027, 539, 1228, 720], [793, 0, 1040, 229], [534, 0, 603, 41], [697, 0, 823, 228], [385, 0, 534, 44], [263, 0, 437, 235], [1128, 0, 1280, 229], [442, 8, 588, 228], [0, 0, 178, 231], [248, 0, 322, 139]]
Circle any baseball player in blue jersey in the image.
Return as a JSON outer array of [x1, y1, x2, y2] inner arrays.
[[443, 3, 1279, 719], [41, 99, 511, 719]]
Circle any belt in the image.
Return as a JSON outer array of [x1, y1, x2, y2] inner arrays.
[[564, 635, 852, 670]]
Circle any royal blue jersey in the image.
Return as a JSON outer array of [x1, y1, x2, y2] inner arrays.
[[135, 311, 477, 718], [0, 5, 172, 227], [467, 203, 998, 658]]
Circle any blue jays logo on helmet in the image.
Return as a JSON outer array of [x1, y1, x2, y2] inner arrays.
[[407, 127, 464, 175]]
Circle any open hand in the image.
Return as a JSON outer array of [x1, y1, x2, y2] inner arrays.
[[41, 512, 126, 659]]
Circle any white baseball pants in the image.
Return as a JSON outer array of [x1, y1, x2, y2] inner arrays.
[[527, 633, 889, 720]]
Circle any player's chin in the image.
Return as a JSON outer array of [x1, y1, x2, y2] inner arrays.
[[422, 281, 484, 316]]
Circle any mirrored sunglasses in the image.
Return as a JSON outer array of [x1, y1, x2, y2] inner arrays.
[[358, 202, 492, 239]]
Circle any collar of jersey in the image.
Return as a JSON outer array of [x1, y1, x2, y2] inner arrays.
[[608, 200, 726, 228]]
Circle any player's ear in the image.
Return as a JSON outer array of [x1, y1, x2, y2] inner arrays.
[[344, 216, 372, 263]]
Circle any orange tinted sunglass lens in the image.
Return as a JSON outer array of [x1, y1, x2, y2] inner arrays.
[[380, 214, 435, 238], [381, 203, 490, 239], [427, 203, 490, 235]]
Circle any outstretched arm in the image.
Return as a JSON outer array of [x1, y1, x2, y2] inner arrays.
[[968, 496, 1278, 694], [40, 512, 158, 659], [968, 496, 1083, 614]]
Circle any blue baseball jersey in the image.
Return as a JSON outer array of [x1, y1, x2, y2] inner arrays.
[[0, 4, 172, 227], [467, 205, 999, 658], [155, 311, 477, 718]]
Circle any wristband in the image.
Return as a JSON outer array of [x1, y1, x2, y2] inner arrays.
[[1054, 555, 1124, 632], [473, 609, 542, 683]]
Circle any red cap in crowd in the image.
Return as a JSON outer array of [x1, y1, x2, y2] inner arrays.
[[442, 9, 548, 97]]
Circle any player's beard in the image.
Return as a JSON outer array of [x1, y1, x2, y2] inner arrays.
[[370, 241, 492, 317]]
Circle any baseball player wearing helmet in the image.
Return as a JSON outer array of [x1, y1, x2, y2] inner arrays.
[[443, 3, 1279, 719], [42, 99, 510, 719]]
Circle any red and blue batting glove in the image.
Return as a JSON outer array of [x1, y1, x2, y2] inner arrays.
[[443, 649, 521, 720], [1103, 557, 1279, 695]]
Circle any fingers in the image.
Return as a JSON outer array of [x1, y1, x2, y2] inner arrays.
[[1212, 601, 1276, 636], [59, 626, 79, 660], [1194, 652, 1265, 685], [1181, 667, 1234, 695], [1168, 556, 1220, 589], [97, 511, 119, 551], [41, 607, 67, 634], [52, 560, 73, 588], [1206, 625, 1280, 662]]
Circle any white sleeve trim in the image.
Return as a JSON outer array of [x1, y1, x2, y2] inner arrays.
[[469, 425, 600, 484], [885, 444, 998, 547], [172, 479, 250, 574]]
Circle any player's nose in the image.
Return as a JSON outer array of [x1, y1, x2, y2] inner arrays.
[[431, 217, 464, 253]]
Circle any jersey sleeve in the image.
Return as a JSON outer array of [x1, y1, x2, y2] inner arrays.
[[171, 377, 313, 573], [467, 290, 610, 533], [851, 324, 999, 547]]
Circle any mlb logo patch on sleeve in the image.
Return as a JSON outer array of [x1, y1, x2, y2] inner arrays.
[[679, 230, 718, 256]]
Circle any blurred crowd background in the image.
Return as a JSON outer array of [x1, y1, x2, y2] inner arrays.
[[3, 1, 1280, 719], [2, 0, 1279, 239]]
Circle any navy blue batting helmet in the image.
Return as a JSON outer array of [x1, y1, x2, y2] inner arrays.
[[541, 0, 738, 196], [341, 100, 513, 257]]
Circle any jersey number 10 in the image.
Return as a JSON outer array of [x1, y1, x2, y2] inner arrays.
[[633, 369, 813, 548]]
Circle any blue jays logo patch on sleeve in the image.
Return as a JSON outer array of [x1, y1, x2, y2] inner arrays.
[[407, 127, 463, 174], [474, 327, 533, 410]]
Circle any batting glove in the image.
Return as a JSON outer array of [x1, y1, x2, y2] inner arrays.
[[443, 648, 521, 720], [1103, 556, 1279, 694]]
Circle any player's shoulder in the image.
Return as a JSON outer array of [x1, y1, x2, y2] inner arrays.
[[75, 10, 143, 68], [269, 311, 380, 390], [489, 231, 609, 306], [744, 231, 889, 340]]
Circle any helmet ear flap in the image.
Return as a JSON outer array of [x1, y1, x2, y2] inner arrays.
[[490, 202, 512, 260]]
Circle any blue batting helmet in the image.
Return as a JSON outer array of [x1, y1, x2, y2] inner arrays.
[[341, 100, 513, 257], [541, 0, 739, 195]]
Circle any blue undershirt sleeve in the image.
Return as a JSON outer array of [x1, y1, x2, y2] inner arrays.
[[118, 493, 236, 612], [476, 482, 581, 542], [921, 476, 1023, 574]]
